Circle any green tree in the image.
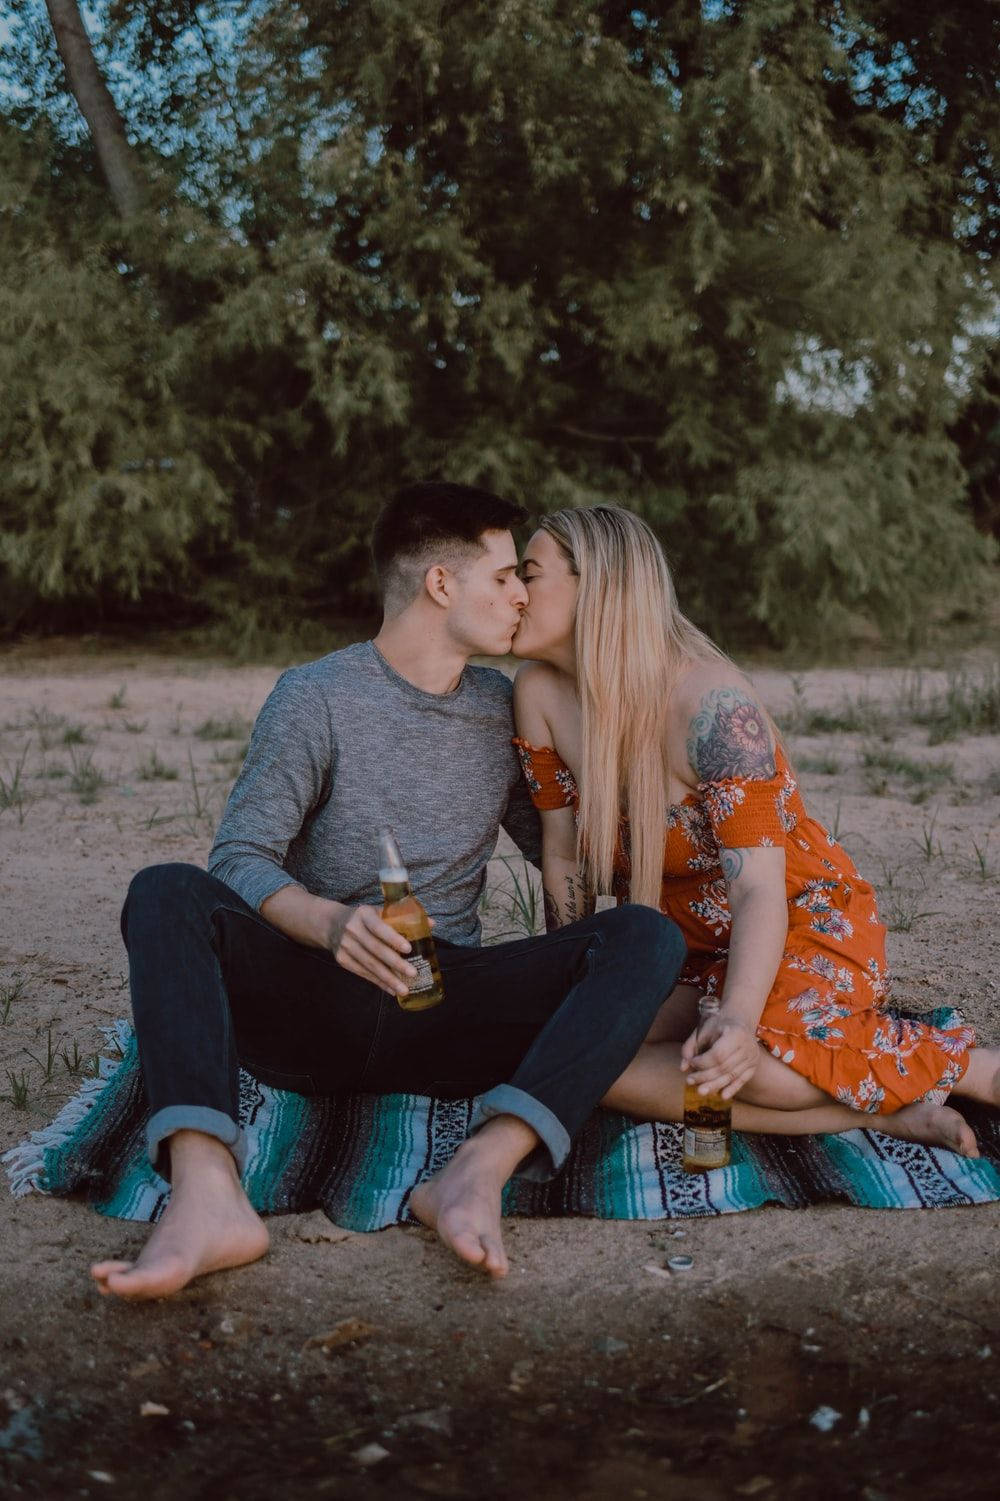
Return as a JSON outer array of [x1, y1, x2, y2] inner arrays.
[[0, 120, 230, 628], [0, 0, 994, 646]]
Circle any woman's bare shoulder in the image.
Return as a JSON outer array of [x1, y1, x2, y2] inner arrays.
[[671, 658, 759, 718], [671, 660, 775, 782], [513, 661, 566, 743], [513, 659, 561, 695]]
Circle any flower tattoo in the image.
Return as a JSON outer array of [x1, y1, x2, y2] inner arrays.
[[686, 687, 777, 782]]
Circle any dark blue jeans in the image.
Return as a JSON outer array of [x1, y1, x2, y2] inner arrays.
[[121, 864, 686, 1182]]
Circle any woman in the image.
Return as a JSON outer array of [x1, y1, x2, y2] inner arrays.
[[511, 504, 998, 1153]]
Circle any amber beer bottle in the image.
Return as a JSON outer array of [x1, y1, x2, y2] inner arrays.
[[682, 996, 732, 1171], [377, 827, 445, 1011]]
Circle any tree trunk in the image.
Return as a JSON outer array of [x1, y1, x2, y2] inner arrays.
[[44, 0, 144, 218]]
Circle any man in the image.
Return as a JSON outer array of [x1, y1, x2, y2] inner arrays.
[[91, 482, 686, 1300]]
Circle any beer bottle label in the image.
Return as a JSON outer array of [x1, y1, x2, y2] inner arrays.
[[683, 1125, 729, 1166], [408, 953, 436, 994]]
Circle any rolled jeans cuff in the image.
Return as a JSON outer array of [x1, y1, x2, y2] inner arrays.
[[146, 1105, 246, 1179], [468, 1084, 571, 1183]]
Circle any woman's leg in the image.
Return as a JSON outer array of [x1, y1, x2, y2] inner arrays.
[[949, 1048, 1000, 1108], [602, 1040, 979, 1155], [641, 984, 702, 1044]]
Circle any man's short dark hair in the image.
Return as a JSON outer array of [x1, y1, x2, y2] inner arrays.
[[371, 481, 526, 611]]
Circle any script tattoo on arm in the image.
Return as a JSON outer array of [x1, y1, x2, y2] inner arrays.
[[686, 687, 776, 783], [543, 870, 595, 931]]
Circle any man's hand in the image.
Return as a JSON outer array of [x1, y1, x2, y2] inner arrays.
[[680, 1012, 760, 1101], [259, 885, 433, 995], [324, 902, 428, 995]]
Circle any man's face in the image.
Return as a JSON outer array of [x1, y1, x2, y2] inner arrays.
[[444, 529, 528, 656]]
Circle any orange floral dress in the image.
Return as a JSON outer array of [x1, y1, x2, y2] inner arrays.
[[514, 740, 975, 1114]]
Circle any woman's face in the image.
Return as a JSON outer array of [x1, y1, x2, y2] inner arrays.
[[511, 529, 579, 660]]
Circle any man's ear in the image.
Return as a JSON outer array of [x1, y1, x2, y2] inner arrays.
[[423, 563, 452, 607]]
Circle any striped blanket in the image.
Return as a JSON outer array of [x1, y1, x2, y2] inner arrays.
[[5, 1014, 1000, 1226]]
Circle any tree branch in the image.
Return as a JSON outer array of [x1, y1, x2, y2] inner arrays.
[[554, 423, 662, 444], [44, 0, 144, 219]]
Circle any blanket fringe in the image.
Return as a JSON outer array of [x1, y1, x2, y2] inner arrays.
[[1, 1020, 133, 1198]]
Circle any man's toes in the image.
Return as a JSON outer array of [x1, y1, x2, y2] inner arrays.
[[101, 1265, 173, 1300], [91, 1260, 132, 1281], [449, 1229, 489, 1268], [482, 1238, 509, 1279], [91, 1261, 134, 1297]]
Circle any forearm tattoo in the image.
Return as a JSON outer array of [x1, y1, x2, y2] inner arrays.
[[720, 847, 745, 883], [686, 687, 776, 782], [544, 872, 593, 931]]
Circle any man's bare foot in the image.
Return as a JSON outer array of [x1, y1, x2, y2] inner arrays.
[[90, 1131, 269, 1300], [409, 1112, 538, 1278], [410, 1139, 510, 1279], [875, 1101, 979, 1158]]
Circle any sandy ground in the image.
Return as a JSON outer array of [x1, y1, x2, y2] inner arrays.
[[1, 646, 999, 1500]]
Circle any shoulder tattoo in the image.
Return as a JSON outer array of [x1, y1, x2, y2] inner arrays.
[[686, 687, 776, 782]]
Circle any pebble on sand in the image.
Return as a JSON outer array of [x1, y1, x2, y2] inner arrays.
[[352, 1443, 390, 1467]]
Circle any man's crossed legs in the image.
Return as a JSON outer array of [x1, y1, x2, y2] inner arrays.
[[92, 864, 685, 1298]]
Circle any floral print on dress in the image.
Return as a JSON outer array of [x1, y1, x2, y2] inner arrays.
[[786, 987, 852, 1041], [514, 737, 976, 1113], [701, 781, 746, 827], [864, 956, 889, 1003], [554, 766, 578, 803], [689, 880, 732, 937], [668, 801, 717, 873], [514, 741, 577, 808], [514, 744, 543, 799], [787, 952, 856, 995], [836, 1075, 886, 1114], [794, 878, 839, 914], [776, 770, 799, 833], [811, 909, 854, 942]]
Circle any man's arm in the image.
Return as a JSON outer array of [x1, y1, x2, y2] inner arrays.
[[260, 884, 419, 995], [207, 667, 330, 911], [209, 668, 417, 994], [499, 772, 543, 870]]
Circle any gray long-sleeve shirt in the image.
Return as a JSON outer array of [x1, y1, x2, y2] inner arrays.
[[208, 640, 541, 947]]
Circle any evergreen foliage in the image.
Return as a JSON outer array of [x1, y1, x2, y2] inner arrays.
[[0, 0, 996, 646]]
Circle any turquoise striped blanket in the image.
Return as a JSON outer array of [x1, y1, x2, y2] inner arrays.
[[5, 1014, 1000, 1226]]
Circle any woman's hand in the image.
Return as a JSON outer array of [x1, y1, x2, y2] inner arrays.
[[680, 1013, 761, 1101]]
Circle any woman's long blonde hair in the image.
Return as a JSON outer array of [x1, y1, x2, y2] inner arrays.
[[539, 504, 726, 909]]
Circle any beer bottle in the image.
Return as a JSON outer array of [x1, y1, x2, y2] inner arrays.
[[377, 827, 445, 1011], [681, 996, 732, 1171]]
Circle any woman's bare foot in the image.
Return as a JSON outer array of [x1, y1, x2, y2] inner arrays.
[[409, 1114, 538, 1280], [875, 1101, 979, 1158], [90, 1131, 269, 1300]]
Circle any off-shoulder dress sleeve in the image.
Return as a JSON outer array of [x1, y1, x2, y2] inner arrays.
[[512, 738, 579, 811], [699, 761, 798, 849]]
